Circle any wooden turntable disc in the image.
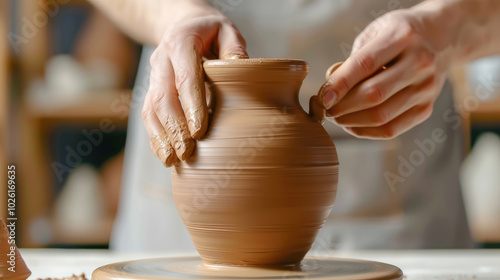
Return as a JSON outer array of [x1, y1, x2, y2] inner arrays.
[[92, 256, 403, 280]]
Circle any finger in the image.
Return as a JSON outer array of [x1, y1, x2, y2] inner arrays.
[[141, 95, 177, 167], [319, 30, 407, 109], [218, 22, 248, 59], [170, 39, 209, 139], [326, 56, 430, 117], [344, 104, 434, 139], [309, 95, 325, 123], [149, 52, 195, 161], [319, 62, 342, 110], [332, 77, 437, 127]]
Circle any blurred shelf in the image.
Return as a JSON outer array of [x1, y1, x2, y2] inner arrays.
[[18, 88, 131, 248], [15, 0, 135, 248], [469, 96, 500, 123], [0, 0, 8, 221], [451, 67, 500, 124], [50, 217, 114, 247], [25, 89, 132, 124]]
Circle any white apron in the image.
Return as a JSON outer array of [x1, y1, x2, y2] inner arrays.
[[110, 0, 472, 252]]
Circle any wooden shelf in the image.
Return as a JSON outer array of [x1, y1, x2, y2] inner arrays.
[[51, 217, 114, 246], [25, 89, 132, 124], [451, 67, 500, 124], [18, 89, 131, 247], [0, 0, 8, 222], [469, 96, 500, 123], [14, 0, 137, 248]]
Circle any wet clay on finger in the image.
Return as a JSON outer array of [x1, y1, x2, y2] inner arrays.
[[150, 131, 177, 167], [172, 59, 339, 266], [178, 46, 208, 139], [164, 116, 195, 161]]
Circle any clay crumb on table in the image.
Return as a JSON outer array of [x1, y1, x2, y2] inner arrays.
[[36, 273, 87, 280]]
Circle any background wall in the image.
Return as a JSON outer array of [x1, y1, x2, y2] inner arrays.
[[3, 0, 140, 248]]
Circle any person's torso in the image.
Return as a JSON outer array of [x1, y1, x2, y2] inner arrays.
[[111, 0, 472, 252]]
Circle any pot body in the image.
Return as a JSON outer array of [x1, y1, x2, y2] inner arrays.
[[172, 59, 339, 266]]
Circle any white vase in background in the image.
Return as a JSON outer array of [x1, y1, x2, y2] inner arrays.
[[460, 133, 500, 242]]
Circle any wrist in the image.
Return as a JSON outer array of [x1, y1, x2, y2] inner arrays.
[[412, 0, 500, 66], [153, 0, 222, 45], [409, 1, 467, 71]]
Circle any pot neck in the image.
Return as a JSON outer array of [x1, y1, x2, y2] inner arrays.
[[204, 59, 308, 110]]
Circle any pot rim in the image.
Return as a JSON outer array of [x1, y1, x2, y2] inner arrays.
[[204, 58, 308, 70]]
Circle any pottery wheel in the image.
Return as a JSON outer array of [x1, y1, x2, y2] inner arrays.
[[92, 256, 403, 280]]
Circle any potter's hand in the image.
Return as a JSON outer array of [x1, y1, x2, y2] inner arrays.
[[141, 12, 248, 166], [320, 9, 446, 139], [319, 0, 500, 139], [89, 0, 248, 165]]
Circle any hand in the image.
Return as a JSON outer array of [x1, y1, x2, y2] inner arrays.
[[141, 10, 248, 167], [319, 7, 452, 139]]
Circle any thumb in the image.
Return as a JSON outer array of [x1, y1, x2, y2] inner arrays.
[[218, 23, 249, 59]]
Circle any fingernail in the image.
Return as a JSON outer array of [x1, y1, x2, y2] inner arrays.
[[151, 132, 176, 167], [158, 147, 176, 167], [165, 116, 196, 161], [322, 89, 337, 109], [175, 139, 195, 161]]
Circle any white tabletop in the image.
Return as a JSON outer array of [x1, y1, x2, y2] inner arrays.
[[20, 249, 500, 280]]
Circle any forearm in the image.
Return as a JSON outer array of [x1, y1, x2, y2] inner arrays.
[[413, 0, 500, 67], [88, 0, 218, 46]]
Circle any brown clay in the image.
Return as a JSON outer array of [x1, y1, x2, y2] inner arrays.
[[92, 58, 404, 280], [163, 115, 195, 161], [0, 219, 31, 280], [178, 45, 208, 140], [172, 59, 339, 266], [38, 273, 88, 280], [309, 62, 344, 123], [150, 131, 177, 167], [309, 95, 325, 123]]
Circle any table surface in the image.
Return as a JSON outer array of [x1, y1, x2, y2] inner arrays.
[[19, 249, 500, 280]]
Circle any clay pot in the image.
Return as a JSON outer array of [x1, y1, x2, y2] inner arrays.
[[0, 219, 31, 280], [172, 59, 339, 266]]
